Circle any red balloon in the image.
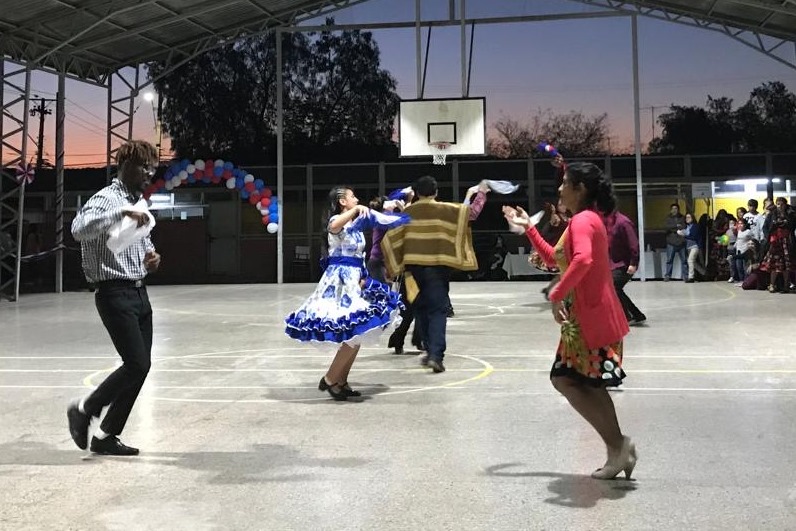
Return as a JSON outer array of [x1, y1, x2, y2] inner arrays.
[[211, 176, 221, 184], [261, 215, 270, 225], [244, 182, 256, 192], [205, 160, 214, 171], [249, 194, 261, 205], [194, 169, 204, 179], [155, 179, 165, 189], [222, 170, 232, 179], [260, 197, 271, 208], [261, 188, 272, 198]]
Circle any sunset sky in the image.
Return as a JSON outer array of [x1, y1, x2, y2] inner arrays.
[[5, 0, 796, 167]]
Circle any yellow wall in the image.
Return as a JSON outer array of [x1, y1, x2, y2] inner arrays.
[[616, 194, 768, 229]]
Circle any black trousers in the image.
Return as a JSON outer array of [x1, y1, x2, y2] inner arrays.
[[389, 275, 423, 349], [83, 282, 153, 436], [409, 266, 450, 362], [612, 268, 645, 322]]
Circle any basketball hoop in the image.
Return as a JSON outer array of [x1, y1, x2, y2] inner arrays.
[[430, 142, 450, 165]]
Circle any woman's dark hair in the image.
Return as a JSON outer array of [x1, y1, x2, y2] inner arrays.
[[320, 186, 352, 256], [368, 195, 387, 213], [737, 216, 749, 230], [564, 162, 616, 215], [685, 212, 695, 223]]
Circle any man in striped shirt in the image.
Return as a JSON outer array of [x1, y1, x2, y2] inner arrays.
[[67, 140, 161, 456]]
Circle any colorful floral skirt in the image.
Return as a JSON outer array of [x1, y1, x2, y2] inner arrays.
[[551, 312, 625, 387], [761, 230, 792, 273]]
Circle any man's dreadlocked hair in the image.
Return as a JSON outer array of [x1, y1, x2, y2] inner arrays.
[[117, 140, 157, 169]]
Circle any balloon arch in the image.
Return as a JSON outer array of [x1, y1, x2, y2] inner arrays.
[[143, 158, 280, 233]]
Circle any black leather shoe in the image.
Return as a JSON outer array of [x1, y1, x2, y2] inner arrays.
[[419, 354, 429, 366], [90, 436, 139, 456], [428, 359, 446, 373], [341, 382, 362, 397], [318, 376, 348, 401], [67, 401, 90, 450]]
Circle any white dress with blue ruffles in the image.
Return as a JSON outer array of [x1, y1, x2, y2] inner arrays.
[[284, 210, 408, 347]]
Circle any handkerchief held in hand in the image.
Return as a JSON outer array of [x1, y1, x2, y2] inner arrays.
[[483, 179, 520, 194], [106, 199, 156, 255]]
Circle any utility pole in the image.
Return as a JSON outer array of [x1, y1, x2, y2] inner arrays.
[[30, 96, 54, 171]]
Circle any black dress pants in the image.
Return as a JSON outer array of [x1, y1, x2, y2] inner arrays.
[[83, 281, 153, 436]]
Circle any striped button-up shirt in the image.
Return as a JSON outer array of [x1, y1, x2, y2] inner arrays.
[[71, 179, 155, 283]]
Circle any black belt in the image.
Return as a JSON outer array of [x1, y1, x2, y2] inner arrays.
[[95, 279, 145, 290]]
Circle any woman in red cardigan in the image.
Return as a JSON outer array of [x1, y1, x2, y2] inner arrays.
[[503, 162, 635, 480]]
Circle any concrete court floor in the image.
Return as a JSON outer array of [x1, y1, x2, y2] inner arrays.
[[1, 280, 795, 531]]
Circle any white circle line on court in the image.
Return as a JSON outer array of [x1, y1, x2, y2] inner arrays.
[[2, 354, 793, 360], [4, 367, 793, 374], [79, 351, 495, 403], [3, 385, 796, 394]]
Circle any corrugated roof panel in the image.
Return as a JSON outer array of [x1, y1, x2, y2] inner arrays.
[[1, 0, 795, 83]]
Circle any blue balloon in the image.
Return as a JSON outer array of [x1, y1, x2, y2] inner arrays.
[[170, 162, 180, 173], [235, 177, 244, 189], [224, 161, 234, 170], [270, 213, 279, 223], [202, 175, 211, 184], [254, 179, 264, 190], [241, 190, 249, 200], [164, 170, 174, 180], [213, 166, 223, 177], [180, 159, 190, 170], [187, 176, 195, 184]]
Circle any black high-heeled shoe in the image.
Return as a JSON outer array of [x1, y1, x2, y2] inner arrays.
[[318, 377, 348, 401]]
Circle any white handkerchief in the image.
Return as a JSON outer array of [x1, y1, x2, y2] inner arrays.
[[484, 180, 520, 194], [106, 199, 155, 255]]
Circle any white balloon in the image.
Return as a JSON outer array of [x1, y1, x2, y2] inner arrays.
[[165, 180, 174, 190], [171, 175, 181, 186], [178, 170, 188, 180], [214, 159, 224, 168], [244, 174, 254, 183], [266, 222, 278, 234], [194, 159, 205, 171], [186, 164, 196, 174], [225, 178, 236, 190]]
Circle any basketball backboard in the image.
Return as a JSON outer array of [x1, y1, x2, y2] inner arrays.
[[398, 97, 486, 159]]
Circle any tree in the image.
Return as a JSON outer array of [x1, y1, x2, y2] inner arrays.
[[735, 81, 796, 152], [649, 82, 796, 154], [488, 108, 610, 158], [649, 105, 719, 154], [148, 20, 399, 163]]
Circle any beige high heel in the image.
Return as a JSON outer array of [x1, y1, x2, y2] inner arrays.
[[591, 436, 637, 480]]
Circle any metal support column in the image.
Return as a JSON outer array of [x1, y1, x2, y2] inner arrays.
[[631, 15, 646, 281], [460, 0, 467, 97], [0, 61, 33, 302], [106, 67, 141, 184], [55, 73, 66, 293], [527, 158, 535, 211], [416, 0, 422, 98], [306, 163, 314, 281], [276, 28, 285, 284]]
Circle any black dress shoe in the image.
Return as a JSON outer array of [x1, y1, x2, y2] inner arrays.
[[419, 354, 429, 366], [318, 376, 348, 401], [90, 436, 139, 456], [340, 382, 362, 397], [393, 345, 404, 355], [67, 401, 90, 450], [428, 359, 446, 373]]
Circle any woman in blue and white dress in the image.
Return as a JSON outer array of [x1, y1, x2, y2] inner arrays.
[[285, 186, 409, 401]]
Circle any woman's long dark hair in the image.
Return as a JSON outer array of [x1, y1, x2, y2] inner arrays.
[[565, 162, 616, 215], [320, 186, 352, 257]]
